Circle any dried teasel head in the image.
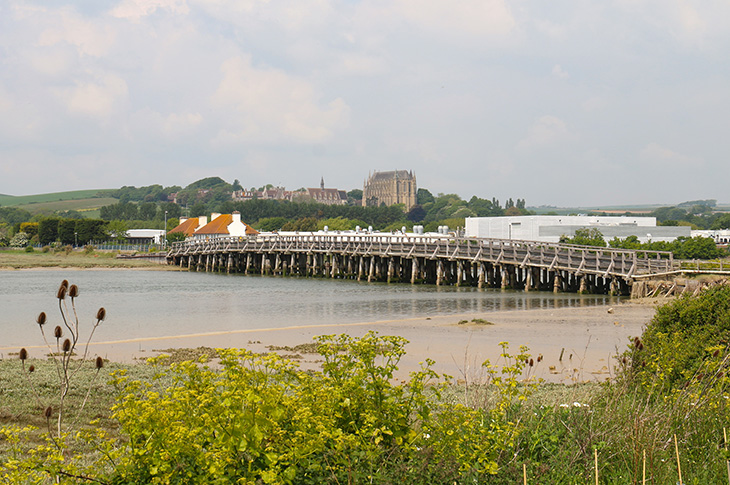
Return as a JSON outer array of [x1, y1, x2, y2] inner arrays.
[[29, 365, 35, 373], [68, 284, 79, 298], [529, 358, 534, 367], [537, 354, 543, 363], [36, 312, 47, 326], [44, 406, 53, 419], [19, 348, 28, 361], [62, 339, 71, 353], [57, 284, 67, 300], [713, 349, 721, 358], [54, 326, 63, 339], [95, 356, 104, 369], [96, 307, 106, 322]]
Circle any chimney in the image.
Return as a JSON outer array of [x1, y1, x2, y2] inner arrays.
[[179, 217, 188, 224], [232, 211, 241, 224], [198, 216, 207, 228], [211, 213, 221, 221]]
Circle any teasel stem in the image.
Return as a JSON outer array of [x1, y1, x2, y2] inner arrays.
[[38, 322, 63, 384], [19, 350, 44, 410], [71, 309, 107, 380], [71, 357, 105, 429]]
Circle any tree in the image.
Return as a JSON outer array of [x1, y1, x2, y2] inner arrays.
[[106, 220, 129, 243], [58, 219, 77, 245], [406, 204, 427, 222], [560, 228, 606, 247], [416, 188, 435, 205], [347, 189, 363, 205], [190, 202, 207, 218], [159, 202, 182, 219], [232, 179, 243, 191], [138, 202, 157, 221], [76, 219, 107, 245], [38, 218, 59, 245]]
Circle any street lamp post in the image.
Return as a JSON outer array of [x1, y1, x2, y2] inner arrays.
[[74, 231, 77, 248], [163, 210, 168, 249]]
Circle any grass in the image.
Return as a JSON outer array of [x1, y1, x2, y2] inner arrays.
[[3, 347, 730, 483], [0, 190, 110, 208], [12, 198, 118, 215], [0, 249, 173, 270]]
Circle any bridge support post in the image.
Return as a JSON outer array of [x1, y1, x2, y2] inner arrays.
[[358, 257, 364, 281], [525, 268, 532, 292], [478, 264, 485, 288], [578, 276, 587, 294], [436, 261, 444, 286], [411, 258, 419, 284], [368, 257, 375, 282]]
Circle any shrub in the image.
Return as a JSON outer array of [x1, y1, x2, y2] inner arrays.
[[626, 284, 730, 391], [109, 333, 534, 483], [24, 245, 34, 253], [9, 231, 29, 248]]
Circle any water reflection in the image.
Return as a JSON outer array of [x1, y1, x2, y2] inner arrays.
[[0, 270, 621, 348]]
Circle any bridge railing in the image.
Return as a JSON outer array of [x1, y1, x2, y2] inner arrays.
[[169, 234, 676, 277]]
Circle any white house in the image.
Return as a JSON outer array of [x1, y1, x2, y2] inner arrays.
[[193, 212, 259, 240]]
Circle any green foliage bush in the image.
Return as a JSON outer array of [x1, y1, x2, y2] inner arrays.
[[107, 333, 533, 484], [627, 284, 730, 391]]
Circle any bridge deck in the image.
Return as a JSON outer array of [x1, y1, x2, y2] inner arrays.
[[168, 234, 675, 279]]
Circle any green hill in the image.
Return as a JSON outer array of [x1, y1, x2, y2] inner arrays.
[[0, 190, 116, 215]]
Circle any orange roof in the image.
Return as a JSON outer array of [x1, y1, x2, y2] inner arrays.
[[168, 218, 200, 236], [196, 214, 233, 235], [195, 214, 260, 236]]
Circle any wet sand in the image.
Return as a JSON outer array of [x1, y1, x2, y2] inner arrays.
[[52, 301, 657, 383]]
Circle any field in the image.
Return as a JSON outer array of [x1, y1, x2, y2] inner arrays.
[[0, 249, 173, 270], [0, 190, 115, 216]]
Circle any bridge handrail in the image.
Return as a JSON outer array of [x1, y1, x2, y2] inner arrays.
[[169, 234, 676, 277]]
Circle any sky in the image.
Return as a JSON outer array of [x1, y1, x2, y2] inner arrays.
[[0, 0, 728, 207]]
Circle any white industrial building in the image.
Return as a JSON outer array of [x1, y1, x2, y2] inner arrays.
[[465, 216, 690, 244], [691, 229, 730, 245], [125, 229, 166, 245]]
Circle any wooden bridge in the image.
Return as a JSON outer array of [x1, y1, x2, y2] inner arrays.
[[167, 233, 677, 295]]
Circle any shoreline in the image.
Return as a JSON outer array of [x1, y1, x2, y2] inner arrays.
[[6, 301, 657, 384]]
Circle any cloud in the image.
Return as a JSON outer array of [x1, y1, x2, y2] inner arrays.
[[392, 0, 516, 38], [551, 64, 569, 80], [210, 55, 350, 145], [130, 108, 203, 139], [518, 115, 571, 150], [37, 8, 115, 57], [639, 142, 702, 167], [111, 0, 190, 21], [59, 72, 129, 118]]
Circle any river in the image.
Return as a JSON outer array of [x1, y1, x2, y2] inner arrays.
[[0, 269, 622, 353]]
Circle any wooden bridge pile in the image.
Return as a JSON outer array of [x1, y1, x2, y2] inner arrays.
[[167, 234, 677, 296]]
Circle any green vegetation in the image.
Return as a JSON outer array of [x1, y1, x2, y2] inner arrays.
[[560, 228, 728, 260], [5, 287, 730, 482], [0, 249, 171, 269], [0, 190, 107, 208]]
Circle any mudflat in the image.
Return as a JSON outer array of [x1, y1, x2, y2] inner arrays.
[[72, 301, 657, 383]]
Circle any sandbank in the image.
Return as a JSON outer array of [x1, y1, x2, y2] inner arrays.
[[68, 301, 657, 383]]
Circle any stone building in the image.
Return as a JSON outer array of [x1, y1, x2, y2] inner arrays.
[[306, 178, 347, 205], [362, 170, 417, 211]]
